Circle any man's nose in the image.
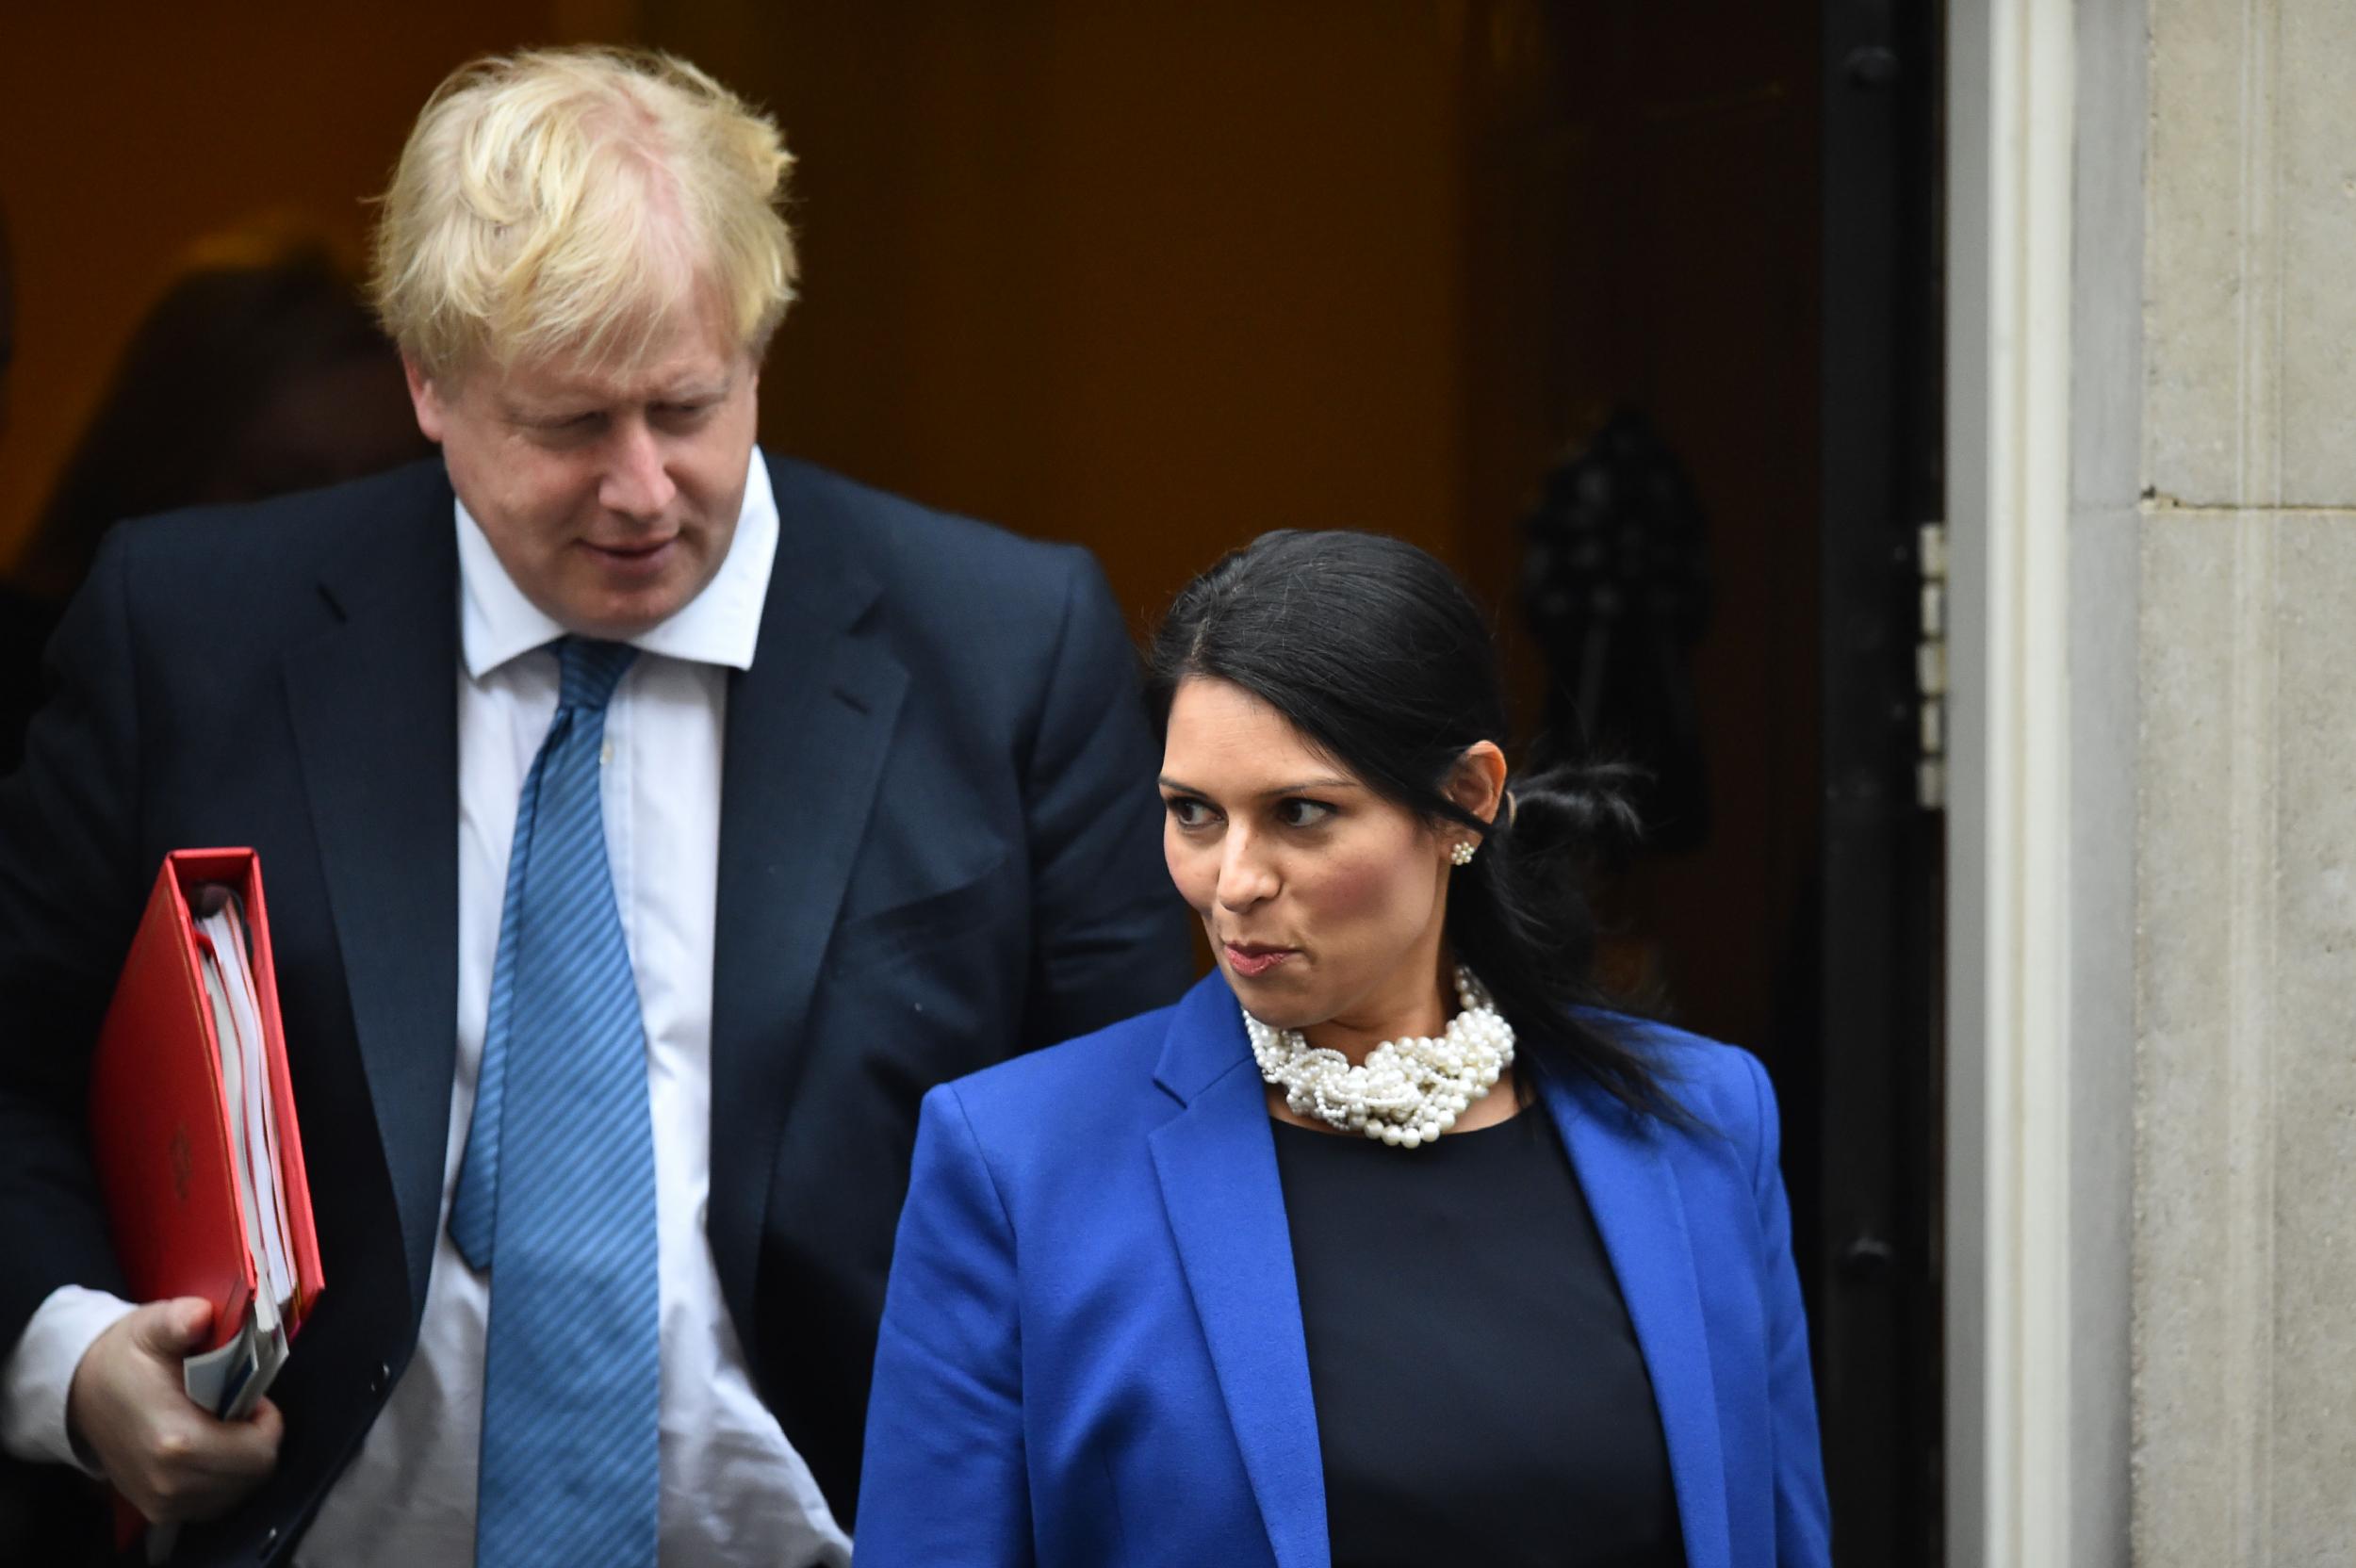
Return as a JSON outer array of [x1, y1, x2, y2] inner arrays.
[[599, 416, 679, 519]]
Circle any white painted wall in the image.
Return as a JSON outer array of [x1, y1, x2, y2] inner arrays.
[[1945, 0, 2084, 1560]]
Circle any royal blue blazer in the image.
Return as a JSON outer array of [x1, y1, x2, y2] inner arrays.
[[858, 972, 1831, 1567]]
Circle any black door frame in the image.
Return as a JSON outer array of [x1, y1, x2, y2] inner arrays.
[[1816, 0, 1946, 1560]]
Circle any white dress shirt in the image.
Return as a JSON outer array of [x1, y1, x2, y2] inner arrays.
[[0, 449, 853, 1567]]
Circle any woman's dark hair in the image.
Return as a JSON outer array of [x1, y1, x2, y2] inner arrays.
[[1147, 529, 1677, 1120]]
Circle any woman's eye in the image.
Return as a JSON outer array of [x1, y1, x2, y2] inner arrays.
[[1276, 799, 1333, 828], [1165, 797, 1215, 828]]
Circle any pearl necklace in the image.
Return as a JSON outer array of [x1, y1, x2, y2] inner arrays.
[[1242, 966, 1515, 1148]]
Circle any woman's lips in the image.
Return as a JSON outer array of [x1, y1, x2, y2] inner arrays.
[[1223, 944, 1296, 978]]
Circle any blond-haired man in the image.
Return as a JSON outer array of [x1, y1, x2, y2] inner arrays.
[[0, 50, 1190, 1566]]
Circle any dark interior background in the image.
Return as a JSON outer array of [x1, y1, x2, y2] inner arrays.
[[0, 7, 1820, 1074]]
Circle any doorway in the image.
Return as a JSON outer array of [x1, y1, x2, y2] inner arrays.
[[654, 0, 1948, 1550]]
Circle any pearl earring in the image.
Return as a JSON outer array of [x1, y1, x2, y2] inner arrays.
[[1449, 841, 1478, 867]]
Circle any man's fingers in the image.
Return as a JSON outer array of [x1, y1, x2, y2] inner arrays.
[[162, 1396, 284, 1487], [133, 1405, 281, 1522], [199, 1399, 285, 1477], [129, 1297, 213, 1360], [71, 1301, 280, 1525]]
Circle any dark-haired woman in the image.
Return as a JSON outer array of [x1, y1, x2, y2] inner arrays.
[[856, 531, 1830, 1568]]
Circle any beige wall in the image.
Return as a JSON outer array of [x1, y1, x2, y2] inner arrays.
[[1949, 0, 2356, 1555], [2128, 0, 2356, 1559], [1982, 0, 2356, 1559]]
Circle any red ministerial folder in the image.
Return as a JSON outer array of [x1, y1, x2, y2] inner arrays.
[[87, 849, 324, 1387]]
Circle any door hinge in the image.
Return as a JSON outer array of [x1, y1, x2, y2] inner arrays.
[[1916, 521, 1947, 810]]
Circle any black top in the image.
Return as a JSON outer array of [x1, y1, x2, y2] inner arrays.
[[1270, 1105, 1684, 1568]]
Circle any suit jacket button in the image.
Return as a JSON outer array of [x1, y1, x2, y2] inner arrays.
[[368, 1363, 390, 1396], [258, 1524, 280, 1556]]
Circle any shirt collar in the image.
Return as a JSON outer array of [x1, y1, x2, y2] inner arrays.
[[457, 446, 779, 680]]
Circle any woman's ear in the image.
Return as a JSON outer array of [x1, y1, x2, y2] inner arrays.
[[1447, 742, 1509, 827]]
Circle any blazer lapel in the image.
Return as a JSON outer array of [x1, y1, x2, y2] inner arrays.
[[706, 458, 908, 1331], [1147, 978, 1329, 1568], [281, 468, 462, 1323], [1542, 1073, 1732, 1568]]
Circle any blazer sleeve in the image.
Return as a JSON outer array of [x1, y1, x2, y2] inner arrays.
[[0, 533, 146, 1351], [858, 1085, 1035, 1567], [1741, 1051, 1834, 1565], [1014, 550, 1194, 1051]]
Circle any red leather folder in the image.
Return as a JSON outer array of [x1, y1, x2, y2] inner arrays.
[[88, 849, 324, 1369]]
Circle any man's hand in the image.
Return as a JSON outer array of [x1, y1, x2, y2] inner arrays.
[[64, 1298, 282, 1523]]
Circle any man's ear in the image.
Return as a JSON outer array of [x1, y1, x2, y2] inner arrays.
[[402, 353, 448, 445], [1447, 741, 1510, 827]]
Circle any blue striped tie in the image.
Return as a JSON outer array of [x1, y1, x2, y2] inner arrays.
[[450, 637, 659, 1568]]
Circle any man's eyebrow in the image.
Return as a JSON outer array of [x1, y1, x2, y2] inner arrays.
[[499, 393, 591, 420], [500, 376, 730, 417]]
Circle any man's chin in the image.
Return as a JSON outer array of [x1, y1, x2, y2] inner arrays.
[[550, 584, 693, 641], [549, 559, 714, 639]]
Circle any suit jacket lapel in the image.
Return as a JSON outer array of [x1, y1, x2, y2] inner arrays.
[[1147, 978, 1329, 1568], [281, 466, 462, 1324], [1542, 1072, 1732, 1568], [706, 455, 908, 1333]]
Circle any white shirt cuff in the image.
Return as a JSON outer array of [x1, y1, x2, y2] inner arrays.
[[2, 1284, 139, 1474]]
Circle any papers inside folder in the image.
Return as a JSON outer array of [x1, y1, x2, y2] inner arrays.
[[183, 889, 295, 1418]]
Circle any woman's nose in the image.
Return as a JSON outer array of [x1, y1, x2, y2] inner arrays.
[[1215, 834, 1278, 909]]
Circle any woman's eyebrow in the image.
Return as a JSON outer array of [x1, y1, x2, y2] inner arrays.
[[1156, 776, 1358, 797]]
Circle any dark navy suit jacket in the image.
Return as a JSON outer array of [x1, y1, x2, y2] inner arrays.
[[858, 972, 1832, 1567], [0, 453, 1195, 1563]]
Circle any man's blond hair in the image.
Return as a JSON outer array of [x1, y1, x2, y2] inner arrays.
[[369, 47, 795, 379]]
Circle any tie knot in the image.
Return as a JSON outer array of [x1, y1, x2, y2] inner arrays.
[[556, 637, 638, 712]]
